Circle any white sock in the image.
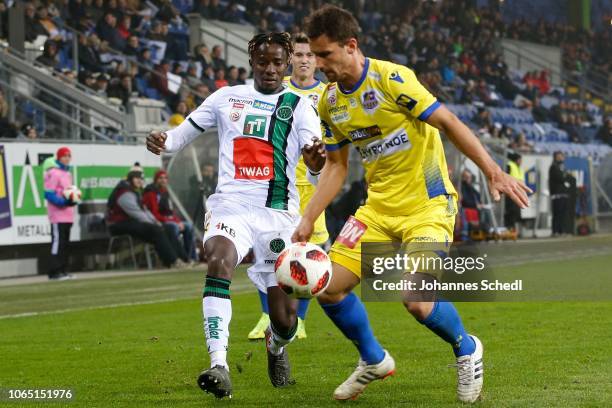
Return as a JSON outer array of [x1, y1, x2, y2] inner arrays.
[[267, 322, 297, 356], [203, 277, 232, 370]]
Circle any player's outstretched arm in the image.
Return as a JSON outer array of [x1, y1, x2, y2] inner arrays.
[[426, 105, 532, 208], [292, 145, 349, 242]]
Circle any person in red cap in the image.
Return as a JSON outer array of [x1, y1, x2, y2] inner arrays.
[[142, 169, 196, 262], [44, 146, 78, 280]]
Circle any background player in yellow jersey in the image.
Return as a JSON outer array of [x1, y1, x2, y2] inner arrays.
[[293, 5, 532, 403], [247, 33, 329, 341]]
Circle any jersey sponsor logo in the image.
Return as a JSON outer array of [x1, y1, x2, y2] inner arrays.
[[349, 97, 357, 108], [389, 71, 404, 83], [275, 105, 293, 121], [336, 216, 367, 249], [361, 89, 380, 113], [348, 125, 382, 142], [215, 222, 236, 237], [356, 129, 412, 163], [253, 99, 276, 112], [329, 105, 350, 123], [229, 102, 245, 121], [229, 97, 253, 105], [243, 114, 267, 137], [233, 137, 274, 180], [368, 71, 381, 81], [396, 94, 418, 111]]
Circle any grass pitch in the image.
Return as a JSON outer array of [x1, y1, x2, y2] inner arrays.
[[1, 238, 611, 407]]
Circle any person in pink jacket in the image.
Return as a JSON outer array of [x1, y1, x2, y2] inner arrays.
[[44, 147, 78, 280]]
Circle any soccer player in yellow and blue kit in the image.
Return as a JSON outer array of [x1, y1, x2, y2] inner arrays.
[[247, 33, 329, 341], [293, 5, 532, 403]]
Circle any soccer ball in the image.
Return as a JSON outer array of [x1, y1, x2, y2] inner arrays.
[[274, 242, 332, 298], [63, 185, 82, 203]]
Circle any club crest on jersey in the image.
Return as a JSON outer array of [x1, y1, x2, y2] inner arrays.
[[308, 94, 319, 105], [349, 98, 357, 108], [361, 89, 380, 113], [229, 102, 244, 121], [275, 105, 293, 121]]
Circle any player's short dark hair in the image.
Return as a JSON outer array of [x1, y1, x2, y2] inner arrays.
[[304, 5, 361, 44], [248, 32, 293, 62], [291, 32, 309, 46]]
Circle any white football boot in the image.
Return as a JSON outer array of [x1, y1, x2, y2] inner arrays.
[[453, 335, 484, 403], [333, 350, 395, 400]]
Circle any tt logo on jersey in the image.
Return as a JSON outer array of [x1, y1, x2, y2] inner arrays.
[[243, 115, 267, 137]]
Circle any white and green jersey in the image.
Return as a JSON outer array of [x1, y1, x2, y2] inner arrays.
[[165, 84, 321, 214]]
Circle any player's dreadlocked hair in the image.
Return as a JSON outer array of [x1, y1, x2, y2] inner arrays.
[[248, 32, 294, 61]]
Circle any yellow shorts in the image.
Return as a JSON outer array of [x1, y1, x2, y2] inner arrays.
[[297, 183, 329, 245], [330, 195, 457, 277]]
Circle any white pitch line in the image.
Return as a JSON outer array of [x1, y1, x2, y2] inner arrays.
[[0, 283, 254, 320]]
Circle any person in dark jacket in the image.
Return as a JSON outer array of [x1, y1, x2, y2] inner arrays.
[[35, 40, 59, 70], [106, 170, 188, 267], [142, 170, 196, 261], [549, 151, 571, 236]]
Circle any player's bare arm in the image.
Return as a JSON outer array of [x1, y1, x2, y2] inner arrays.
[[292, 145, 348, 242], [426, 105, 532, 208]]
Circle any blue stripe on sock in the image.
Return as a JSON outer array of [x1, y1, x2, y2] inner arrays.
[[321, 292, 385, 365], [258, 290, 269, 314], [420, 300, 475, 357], [297, 298, 310, 320]]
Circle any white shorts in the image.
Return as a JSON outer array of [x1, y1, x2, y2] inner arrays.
[[204, 194, 300, 291]]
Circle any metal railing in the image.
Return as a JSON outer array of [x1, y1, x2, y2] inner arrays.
[[0, 47, 129, 142]]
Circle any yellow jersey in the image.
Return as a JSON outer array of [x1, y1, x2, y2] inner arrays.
[[283, 76, 326, 186], [319, 58, 457, 215]]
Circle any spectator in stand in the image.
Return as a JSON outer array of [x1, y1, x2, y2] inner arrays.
[[184, 64, 201, 88], [185, 83, 210, 110], [530, 96, 550, 122], [78, 33, 105, 72], [107, 74, 134, 107], [93, 72, 110, 97], [35, 40, 59, 70], [201, 65, 216, 91], [559, 113, 583, 143], [150, 60, 171, 97], [25, 2, 47, 41], [138, 47, 154, 73], [227, 65, 240, 86], [237, 67, 248, 85], [34, 5, 61, 40], [509, 132, 534, 154], [0, 88, 8, 119], [124, 34, 140, 57], [17, 124, 38, 140], [117, 14, 132, 40], [97, 11, 125, 51], [214, 68, 228, 89], [211, 45, 227, 72], [44, 147, 77, 280], [142, 170, 197, 262], [596, 117, 612, 146], [106, 170, 189, 268], [222, 2, 242, 23], [194, 43, 212, 72], [168, 101, 188, 127]]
